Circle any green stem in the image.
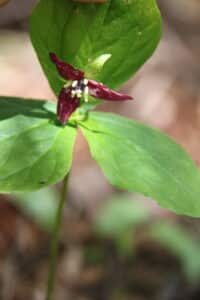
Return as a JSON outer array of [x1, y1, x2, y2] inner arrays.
[[45, 174, 69, 300]]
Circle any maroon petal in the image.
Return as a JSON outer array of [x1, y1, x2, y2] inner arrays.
[[88, 80, 133, 101], [50, 53, 84, 81], [57, 88, 80, 124]]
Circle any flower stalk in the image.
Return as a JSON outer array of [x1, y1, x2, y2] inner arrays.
[[45, 174, 69, 300]]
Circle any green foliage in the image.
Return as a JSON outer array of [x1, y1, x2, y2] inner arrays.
[[0, 97, 76, 192], [80, 112, 200, 217], [95, 196, 149, 255], [30, 0, 162, 95], [1, 0, 199, 220], [95, 194, 200, 282], [151, 222, 200, 283], [14, 187, 58, 232], [95, 196, 149, 236]]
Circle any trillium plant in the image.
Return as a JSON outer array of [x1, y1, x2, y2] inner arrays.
[[1, 0, 200, 299]]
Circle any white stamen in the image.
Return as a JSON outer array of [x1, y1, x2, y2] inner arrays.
[[84, 86, 89, 102], [71, 90, 76, 98], [72, 80, 78, 88], [70, 79, 89, 99], [83, 79, 88, 85]]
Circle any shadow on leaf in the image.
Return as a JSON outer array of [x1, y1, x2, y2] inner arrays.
[[0, 97, 56, 121]]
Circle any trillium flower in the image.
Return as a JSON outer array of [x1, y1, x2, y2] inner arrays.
[[50, 53, 133, 124]]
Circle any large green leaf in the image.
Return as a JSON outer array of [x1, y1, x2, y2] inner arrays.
[[0, 97, 76, 192], [80, 112, 200, 217], [30, 0, 162, 95]]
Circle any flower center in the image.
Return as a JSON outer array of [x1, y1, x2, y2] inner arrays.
[[71, 79, 89, 101]]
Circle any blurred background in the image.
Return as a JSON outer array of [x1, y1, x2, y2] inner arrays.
[[0, 0, 200, 299]]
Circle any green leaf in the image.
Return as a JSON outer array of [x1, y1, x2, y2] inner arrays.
[[14, 187, 59, 232], [30, 0, 162, 95], [0, 97, 76, 192], [95, 195, 149, 256], [95, 196, 149, 237], [151, 222, 200, 282], [80, 112, 200, 217]]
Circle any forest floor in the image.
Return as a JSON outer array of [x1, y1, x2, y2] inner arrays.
[[1, 197, 200, 300]]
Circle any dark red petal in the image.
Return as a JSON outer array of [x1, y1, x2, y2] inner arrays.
[[88, 80, 133, 101], [57, 88, 80, 124], [50, 53, 84, 81]]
